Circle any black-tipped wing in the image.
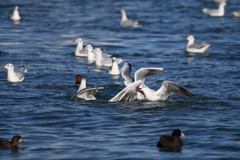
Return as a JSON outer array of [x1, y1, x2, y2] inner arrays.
[[135, 68, 165, 82], [121, 62, 134, 84], [155, 81, 194, 100], [109, 80, 142, 102]]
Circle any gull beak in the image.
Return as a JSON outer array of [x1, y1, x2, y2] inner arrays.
[[184, 38, 188, 40], [1, 66, 5, 68], [72, 40, 76, 42]]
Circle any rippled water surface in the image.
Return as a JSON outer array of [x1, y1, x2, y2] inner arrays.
[[0, 0, 240, 159]]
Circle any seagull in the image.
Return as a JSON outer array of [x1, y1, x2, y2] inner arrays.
[[73, 75, 104, 100], [73, 38, 88, 57], [185, 35, 212, 53], [201, 2, 226, 17], [157, 129, 185, 148], [108, 57, 121, 75], [109, 67, 165, 102], [109, 67, 194, 102], [120, 10, 141, 27], [0, 135, 25, 148], [137, 81, 194, 101], [2, 63, 26, 82], [93, 48, 125, 67], [84, 45, 112, 63], [231, 11, 240, 17], [10, 6, 21, 21]]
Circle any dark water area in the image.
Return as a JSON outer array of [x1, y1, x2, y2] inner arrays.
[[0, 0, 240, 159]]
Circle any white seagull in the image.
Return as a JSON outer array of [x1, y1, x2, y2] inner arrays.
[[137, 81, 194, 102], [10, 6, 21, 21], [73, 74, 104, 101], [109, 67, 194, 102], [109, 67, 165, 102], [120, 10, 141, 27], [93, 48, 125, 67], [185, 35, 212, 53], [108, 57, 120, 75], [73, 38, 88, 57], [1, 63, 26, 82], [84, 45, 112, 63], [201, 2, 226, 17]]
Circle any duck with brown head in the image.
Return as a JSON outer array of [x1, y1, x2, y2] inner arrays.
[[73, 74, 104, 101]]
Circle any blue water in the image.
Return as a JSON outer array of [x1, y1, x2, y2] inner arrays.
[[0, 0, 240, 159]]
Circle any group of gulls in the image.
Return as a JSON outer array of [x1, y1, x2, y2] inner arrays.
[[3, 0, 237, 150]]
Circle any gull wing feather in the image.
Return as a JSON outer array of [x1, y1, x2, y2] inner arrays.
[[135, 68, 165, 82], [77, 86, 104, 96], [154, 81, 194, 100], [109, 80, 142, 102], [121, 62, 134, 85]]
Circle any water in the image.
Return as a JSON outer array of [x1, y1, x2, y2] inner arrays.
[[0, 0, 240, 159]]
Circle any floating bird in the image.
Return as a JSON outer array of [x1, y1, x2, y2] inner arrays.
[[93, 48, 125, 67], [201, 2, 226, 17], [10, 6, 21, 21], [108, 57, 121, 75], [157, 129, 185, 148], [2, 63, 26, 82], [109, 67, 165, 102], [231, 11, 240, 17], [73, 38, 88, 57], [73, 75, 104, 100], [0, 135, 25, 148], [120, 10, 141, 27], [84, 45, 112, 63], [185, 35, 211, 53]]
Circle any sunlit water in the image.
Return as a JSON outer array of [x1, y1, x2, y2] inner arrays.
[[0, 0, 240, 159]]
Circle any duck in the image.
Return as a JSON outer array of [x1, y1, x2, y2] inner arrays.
[[0, 135, 25, 148], [157, 129, 185, 148], [73, 74, 104, 100]]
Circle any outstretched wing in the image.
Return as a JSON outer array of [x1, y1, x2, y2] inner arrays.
[[135, 68, 165, 82], [155, 81, 194, 100], [121, 62, 134, 86], [109, 80, 142, 102]]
